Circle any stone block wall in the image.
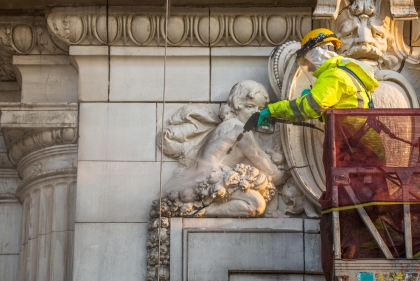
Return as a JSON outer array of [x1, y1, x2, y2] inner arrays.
[[72, 44, 292, 280]]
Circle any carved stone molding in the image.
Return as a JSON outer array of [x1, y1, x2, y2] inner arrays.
[[46, 6, 312, 47], [0, 103, 78, 166], [313, 0, 418, 20], [6, 128, 78, 166], [0, 16, 68, 81]]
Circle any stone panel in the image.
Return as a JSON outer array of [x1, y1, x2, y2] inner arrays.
[[76, 161, 161, 222], [0, 203, 22, 254], [187, 232, 303, 279], [210, 47, 276, 102], [170, 218, 309, 281], [109, 47, 209, 102], [73, 223, 147, 281], [78, 103, 156, 161], [229, 273, 304, 281], [304, 220, 322, 273], [0, 255, 18, 281]]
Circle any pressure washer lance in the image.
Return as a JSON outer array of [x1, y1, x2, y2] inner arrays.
[[226, 111, 324, 155]]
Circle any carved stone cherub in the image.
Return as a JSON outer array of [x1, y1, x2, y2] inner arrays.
[[154, 80, 288, 218]]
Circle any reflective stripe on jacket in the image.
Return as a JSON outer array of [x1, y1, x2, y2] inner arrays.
[[267, 56, 380, 122]]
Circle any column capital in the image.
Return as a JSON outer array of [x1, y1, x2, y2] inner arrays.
[[0, 103, 78, 166]]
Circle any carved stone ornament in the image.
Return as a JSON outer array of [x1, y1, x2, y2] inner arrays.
[[147, 80, 319, 281], [268, 0, 420, 205], [46, 6, 312, 47], [0, 16, 68, 81], [313, 0, 418, 20], [0, 103, 78, 165]]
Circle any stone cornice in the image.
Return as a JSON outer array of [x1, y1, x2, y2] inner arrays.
[[46, 6, 311, 47], [0, 103, 78, 165]]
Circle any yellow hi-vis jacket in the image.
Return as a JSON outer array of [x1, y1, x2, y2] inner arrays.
[[267, 56, 380, 122]]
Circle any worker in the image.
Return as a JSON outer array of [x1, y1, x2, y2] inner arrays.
[[257, 28, 382, 281], [258, 28, 378, 125]]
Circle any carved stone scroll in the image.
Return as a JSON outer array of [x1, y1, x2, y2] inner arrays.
[[313, 0, 343, 19], [388, 0, 418, 19], [313, 0, 418, 20]]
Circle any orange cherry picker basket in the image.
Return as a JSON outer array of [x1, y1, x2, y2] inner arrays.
[[321, 108, 420, 281]]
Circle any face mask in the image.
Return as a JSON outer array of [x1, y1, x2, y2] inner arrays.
[[304, 44, 338, 69]]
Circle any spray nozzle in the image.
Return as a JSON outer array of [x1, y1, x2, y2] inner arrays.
[[226, 112, 263, 155]]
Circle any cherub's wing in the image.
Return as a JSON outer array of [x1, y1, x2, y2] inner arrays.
[[160, 104, 221, 167]]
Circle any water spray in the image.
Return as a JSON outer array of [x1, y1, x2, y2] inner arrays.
[[226, 112, 324, 155]]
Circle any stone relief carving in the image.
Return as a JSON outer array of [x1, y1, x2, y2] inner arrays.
[[155, 80, 290, 219], [46, 6, 311, 47], [147, 80, 319, 281]]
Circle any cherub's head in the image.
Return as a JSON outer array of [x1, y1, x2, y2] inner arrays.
[[219, 80, 270, 123]]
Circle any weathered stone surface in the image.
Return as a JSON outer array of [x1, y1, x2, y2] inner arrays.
[[0, 255, 18, 281], [0, 103, 78, 127], [0, 82, 20, 102], [182, 219, 304, 280], [211, 48, 276, 102], [169, 218, 321, 281], [110, 47, 210, 102], [0, 169, 20, 194], [0, 103, 78, 281], [78, 103, 156, 161], [73, 222, 147, 281], [13, 55, 78, 103], [0, 202, 21, 254], [229, 274, 306, 280], [70, 46, 109, 101], [45, 6, 311, 47], [156, 102, 221, 161], [76, 161, 161, 222]]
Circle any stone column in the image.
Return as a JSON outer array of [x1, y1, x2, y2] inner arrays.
[[0, 103, 78, 281]]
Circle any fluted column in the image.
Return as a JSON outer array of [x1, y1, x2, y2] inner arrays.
[[0, 103, 78, 281]]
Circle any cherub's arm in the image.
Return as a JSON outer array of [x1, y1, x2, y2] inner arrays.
[[238, 130, 285, 185]]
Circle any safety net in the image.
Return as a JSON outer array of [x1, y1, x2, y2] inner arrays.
[[319, 109, 420, 281]]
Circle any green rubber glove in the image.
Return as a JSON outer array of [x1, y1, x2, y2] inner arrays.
[[257, 108, 271, 127], [301, 88, 311, 97]]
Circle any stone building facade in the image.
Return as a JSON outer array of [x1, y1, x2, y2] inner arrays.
[[0, 0, 419, 280]]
